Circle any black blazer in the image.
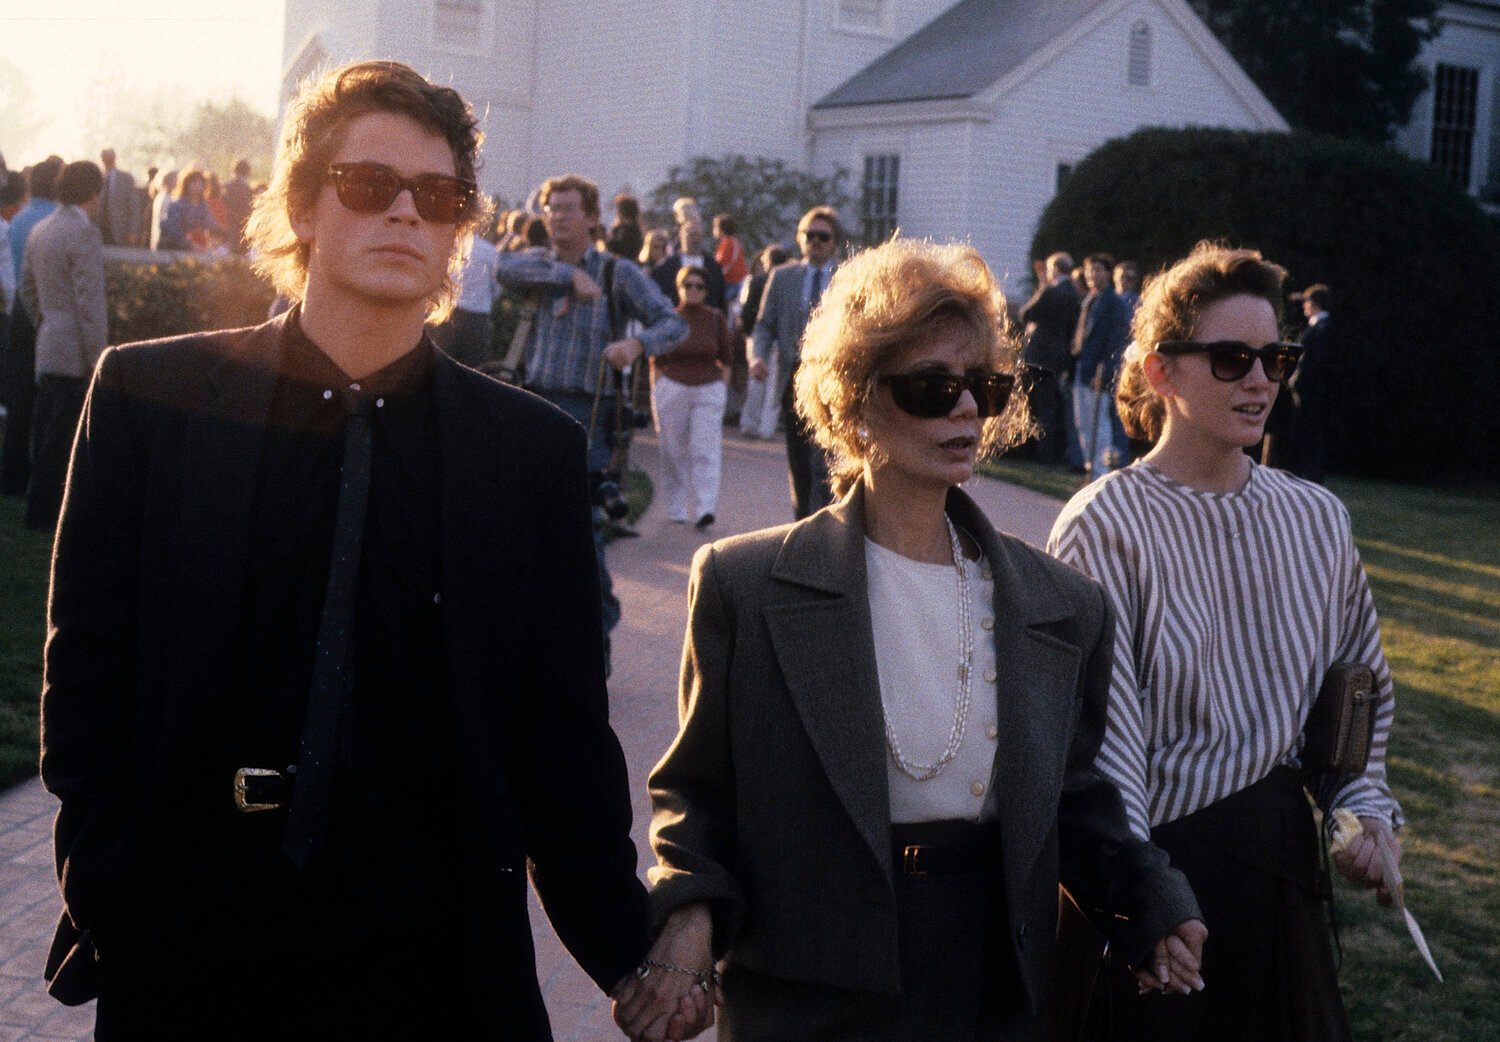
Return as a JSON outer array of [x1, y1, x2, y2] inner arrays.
[[648, 483, 1199, 1015], [1018, 278, 1081, 375], [39, 314, 649, 1019]]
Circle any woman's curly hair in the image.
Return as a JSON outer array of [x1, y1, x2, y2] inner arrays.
[[794, 237, 1031, 498], [1116, 241, 1287, 441]]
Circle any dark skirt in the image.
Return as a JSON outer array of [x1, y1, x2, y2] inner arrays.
[[1105, 766, 1351, 1042], [720, 820, 1039, 1042]]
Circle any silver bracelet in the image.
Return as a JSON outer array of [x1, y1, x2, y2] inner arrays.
[[634, 958, 720, 989]]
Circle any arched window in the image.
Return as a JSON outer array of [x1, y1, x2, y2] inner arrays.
[[1128, 21, 1152, 87]]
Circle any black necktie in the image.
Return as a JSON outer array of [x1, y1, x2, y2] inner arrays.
[[282, 387, 374, 869], [809, 265, 824, 311]]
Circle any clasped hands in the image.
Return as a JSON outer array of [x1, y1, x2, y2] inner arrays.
[[1132, 918, 1208, 996], [611, 904, 718, 1042]]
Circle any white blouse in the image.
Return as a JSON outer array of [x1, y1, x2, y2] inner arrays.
[[865, 538, 1002, 823]]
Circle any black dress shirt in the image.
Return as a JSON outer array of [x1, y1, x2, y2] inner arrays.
[[220, 310, 458, 938]]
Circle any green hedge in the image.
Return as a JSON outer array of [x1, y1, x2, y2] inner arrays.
[[106, 255, 278, 346], [1031, 128, 1500, 482]]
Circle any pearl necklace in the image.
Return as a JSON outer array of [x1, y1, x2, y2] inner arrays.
[[883, 515, 974, 781]]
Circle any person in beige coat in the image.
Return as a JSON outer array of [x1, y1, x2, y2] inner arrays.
[[619, 239, 1206, 1042], [20, 160, 107, 529]]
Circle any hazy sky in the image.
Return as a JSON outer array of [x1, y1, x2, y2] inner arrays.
[[2, 0, 285, 164]]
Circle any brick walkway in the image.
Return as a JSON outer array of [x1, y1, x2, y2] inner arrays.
[[0, 430, 1064, 1040]]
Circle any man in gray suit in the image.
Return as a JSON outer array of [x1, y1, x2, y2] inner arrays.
[[95, 150, 140, 248], [21, 160, 108, 530], [749, 205, 840, 519]]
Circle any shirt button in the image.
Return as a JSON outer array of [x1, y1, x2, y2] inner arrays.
[[376, 398, 385, 409], [433, 592, 442, 605], [981, 567, 993, 581], [322, 389, 333, 400], [970, 781, 985, 797], [984, 669, 997, 684], [986, 724, 998, 740], [981, 617, 994, 631]]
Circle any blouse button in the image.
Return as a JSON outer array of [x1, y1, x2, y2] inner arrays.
[[981, 567, 993, 581], [981, 617, 994, 631], [986, 724, 998, 740], [970, 781, 985, 797], [322, 389, 333, 400], [984, 669, 997, 684]]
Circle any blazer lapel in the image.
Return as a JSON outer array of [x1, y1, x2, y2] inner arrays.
[[762, 489, 893, 881], [949, 491, 1083, 900]]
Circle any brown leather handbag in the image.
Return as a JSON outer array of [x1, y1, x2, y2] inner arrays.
[[1302, 662, 1380, 804]]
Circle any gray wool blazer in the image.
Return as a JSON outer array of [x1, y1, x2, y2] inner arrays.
[[648, 482, 1199, 1016]]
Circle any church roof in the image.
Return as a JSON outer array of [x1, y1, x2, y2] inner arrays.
[[814, 0, 1111, 109]]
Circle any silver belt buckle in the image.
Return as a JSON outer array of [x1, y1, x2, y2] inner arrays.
[[233, 767, 282, 813]]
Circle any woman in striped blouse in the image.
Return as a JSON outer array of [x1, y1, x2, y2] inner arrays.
[[1047, 243, 1402, 1040]]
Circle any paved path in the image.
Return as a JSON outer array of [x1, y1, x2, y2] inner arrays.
[[0, 430, 1064, 1040]]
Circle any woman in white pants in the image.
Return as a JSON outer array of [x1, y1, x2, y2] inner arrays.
[[653, 266, 735, 528]]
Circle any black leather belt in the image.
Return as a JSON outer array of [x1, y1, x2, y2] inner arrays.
[[891, 820, 1000, 875], [233, 767, 293, 812]]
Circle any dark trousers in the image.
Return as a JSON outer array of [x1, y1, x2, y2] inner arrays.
[[26, 374, 86, 530], [781, 379, 830, 520], [1024, 368, 1070, 465], [1105, 768, 1350, 1042], [93, 793, 549, 1040], [720, 821, 1034, 1042], [0, 304, 37, 496]]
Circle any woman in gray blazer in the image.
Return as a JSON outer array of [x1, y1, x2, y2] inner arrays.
[[617, 239, 1206, 1042]]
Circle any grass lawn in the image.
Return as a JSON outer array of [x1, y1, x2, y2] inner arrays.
[[982, 455, 1500, 1040], [0, 492, 52, 791]]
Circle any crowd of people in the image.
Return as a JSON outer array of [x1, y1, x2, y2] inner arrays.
[[9, 56, 1396, 1042]]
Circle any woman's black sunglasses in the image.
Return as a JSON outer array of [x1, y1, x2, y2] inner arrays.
[[326, 162, 477, 224], [879, 369, 1015, 418], [1156, 340, 1303, 383]]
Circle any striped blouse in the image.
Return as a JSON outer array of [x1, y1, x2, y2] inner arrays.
[[1047, 461, 1403, 840]]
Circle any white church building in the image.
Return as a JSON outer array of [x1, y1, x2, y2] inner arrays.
[[279, 0, 1487, 295]]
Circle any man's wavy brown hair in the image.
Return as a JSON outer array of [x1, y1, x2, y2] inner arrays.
[[245, 60, 488, 322]]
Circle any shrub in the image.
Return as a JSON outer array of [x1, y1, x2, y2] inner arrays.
[[1031, 127, 1500, 482], [106, 255, 277, 346]]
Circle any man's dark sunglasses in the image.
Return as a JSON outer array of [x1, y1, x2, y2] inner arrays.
[[1156, 340, 1303, 383], [879, 369, 1016, 419], [326, 162, 477, 224], [682, 281, 707, 290], [801, 229, 833, 243]]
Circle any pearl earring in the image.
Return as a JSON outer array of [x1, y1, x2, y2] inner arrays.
[[857, 425, 870, 441]]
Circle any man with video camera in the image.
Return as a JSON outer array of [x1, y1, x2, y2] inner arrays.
[[496, 173, 686, 663]]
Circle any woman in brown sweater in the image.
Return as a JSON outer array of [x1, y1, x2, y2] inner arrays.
[[651, 266, 735, 529]]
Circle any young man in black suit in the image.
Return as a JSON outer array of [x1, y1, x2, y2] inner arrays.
[[40, 59, 693, 1039]]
